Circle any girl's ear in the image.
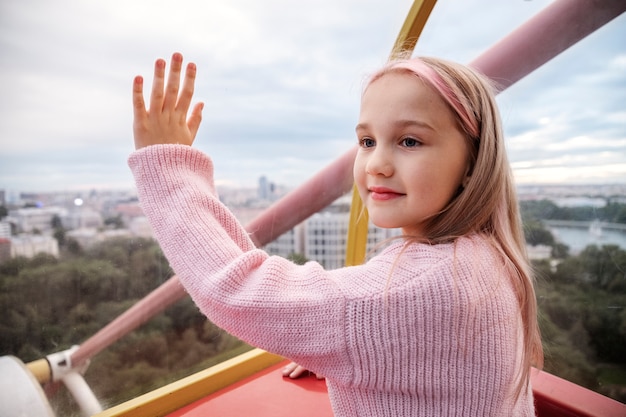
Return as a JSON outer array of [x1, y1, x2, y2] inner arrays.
[[462, 175, 471, 189]]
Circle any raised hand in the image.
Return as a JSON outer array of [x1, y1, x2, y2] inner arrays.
[[132, 52, 203, 150]]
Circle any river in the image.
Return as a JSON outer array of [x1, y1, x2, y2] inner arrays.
[[547, 223, 626, 254]]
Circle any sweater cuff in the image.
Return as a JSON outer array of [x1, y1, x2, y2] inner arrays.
[[128, 144, 216, 195]]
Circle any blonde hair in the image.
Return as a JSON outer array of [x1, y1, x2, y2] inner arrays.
[[366, 56, 543, 397]]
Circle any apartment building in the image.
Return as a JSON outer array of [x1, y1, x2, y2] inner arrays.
[[264, 211, 401, 269]]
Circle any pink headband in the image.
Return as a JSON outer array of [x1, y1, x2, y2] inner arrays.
[[372, 59, 480, 138]]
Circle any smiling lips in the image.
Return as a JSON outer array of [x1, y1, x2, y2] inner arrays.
[[368, 186, 405, 201]]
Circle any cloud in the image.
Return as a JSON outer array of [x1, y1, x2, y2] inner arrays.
[[0, 0, 624, 193]]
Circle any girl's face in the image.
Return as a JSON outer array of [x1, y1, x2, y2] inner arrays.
[[354, 71, 470, 237]]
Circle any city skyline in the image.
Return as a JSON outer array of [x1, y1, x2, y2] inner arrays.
[[1, 0, 625, 194]]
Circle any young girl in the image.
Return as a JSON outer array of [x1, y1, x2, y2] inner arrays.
[[129, 52, 543, 416]]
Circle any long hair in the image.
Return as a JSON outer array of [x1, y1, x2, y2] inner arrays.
[[365, 56, 543, 398]]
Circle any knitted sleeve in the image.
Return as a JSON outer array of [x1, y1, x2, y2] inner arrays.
[[128, 144, 354, 378]]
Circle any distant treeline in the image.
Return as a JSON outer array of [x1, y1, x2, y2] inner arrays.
[[520, 199, 626, 224]]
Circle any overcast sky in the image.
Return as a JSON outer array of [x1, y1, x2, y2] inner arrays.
[[0, 0, 624, 194]]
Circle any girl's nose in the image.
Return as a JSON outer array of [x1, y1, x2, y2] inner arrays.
[[366, 148, 394, 177]]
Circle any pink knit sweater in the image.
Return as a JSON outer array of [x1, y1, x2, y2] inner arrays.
[[129, 145, 535, 416]]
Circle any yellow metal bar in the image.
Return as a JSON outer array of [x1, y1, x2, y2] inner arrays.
[[344, 185, 369, 266], [345, 0, 437, 266], [26, 358, 51, 384], [93, 349, 283, 417], [391, 0, 438, 58]]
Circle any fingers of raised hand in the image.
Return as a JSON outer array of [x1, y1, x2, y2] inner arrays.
[[132, 75, 149, 148], [162, 53, 184, 111], [187, 102, 203, 139], [132, 75, 146, 118], [132, 53, 202, 149], [149, 58, 167, 113], [177, 62, 197, 117], [149, 54, 196, 122], [133, 53, 203, 149]]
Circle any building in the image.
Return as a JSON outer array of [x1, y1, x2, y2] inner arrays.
[[264, 210, 401, 270], [304, 212, 401, 269], [261, 194, 401, 268], [10, 235, 59, 258], [258, 176, 273, 201], [303, 212, 349, 269], [0, 221, 10, 239], [7, 207, 67, 234], [112, 202, 145, 226], [128, 217, 154, 238], [527, 244, 552, 260], [264, 226, 304, 258], [62, 208, 103, 230]]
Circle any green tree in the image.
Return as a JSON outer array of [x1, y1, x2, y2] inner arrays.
[[53, 228, 67, 247], [520, 199, 560, 222], [524, 220, 555, 246], [551, 242, 570, 259], [577, 245, 626, 290], [51, 214, 63, 229], [0, 235, 249, 415], [65, 238, 83, 256], [107, 215, 125, 229], [535, 244, 626, 401], [602, 201, 626, 224], [287, 252, 309, 265], [584, 305, 626, 364], [614, 206, 626, 223]]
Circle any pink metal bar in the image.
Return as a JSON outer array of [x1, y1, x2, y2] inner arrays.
[[71, 0, 625, 368], [71, 276, 186, 367], [470, 0, 626, 91]]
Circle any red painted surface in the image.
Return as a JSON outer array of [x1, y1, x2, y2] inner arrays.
[[166, 361, 333, 417], [532, 369, 626, 417], [165, 361, 626, 417]]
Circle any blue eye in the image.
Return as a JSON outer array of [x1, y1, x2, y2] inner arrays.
[[359, 137, 376, 148], [402, 137, 420, 147]]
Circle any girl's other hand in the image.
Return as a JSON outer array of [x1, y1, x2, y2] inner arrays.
[[132, 52, 203, 150], [282, 362, 325, 379]]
